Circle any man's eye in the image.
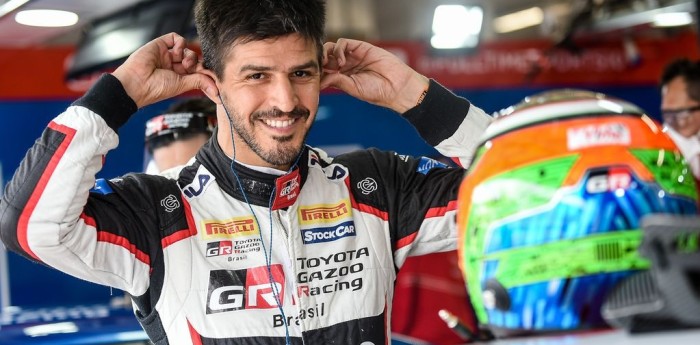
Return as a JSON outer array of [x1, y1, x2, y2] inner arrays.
[[248, 73, 264, 80], [293, 71, 310, 77]]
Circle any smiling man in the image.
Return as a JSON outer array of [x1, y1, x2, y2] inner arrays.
[[0, 1, 492, 344]]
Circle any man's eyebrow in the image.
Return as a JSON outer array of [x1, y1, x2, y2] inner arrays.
[[238, 61, 319, 73], [239, 64, 272, 73], [293, 61, 320, 71]]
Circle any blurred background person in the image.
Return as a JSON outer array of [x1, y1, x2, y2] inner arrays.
[[144, 97, 217, 175], [660, 58, 700, 179]]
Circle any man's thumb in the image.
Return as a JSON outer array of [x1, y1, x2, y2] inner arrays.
[[184, 74, 219, 100]]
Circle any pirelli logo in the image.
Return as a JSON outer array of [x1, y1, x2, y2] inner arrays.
[[202, 217, 258, 239], [299, 200, 351, 226]]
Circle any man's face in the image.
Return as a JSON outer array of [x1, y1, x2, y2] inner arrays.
[[661, 76, 700, 138], [216, 33, 320, 170]]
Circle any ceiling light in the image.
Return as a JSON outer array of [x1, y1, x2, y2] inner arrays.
[[431, 5, 483, 50], [493, 7, 544, 33], [652, 12, 693, 27], [15, 9, 79, 27], [0, 0, 31, 19]]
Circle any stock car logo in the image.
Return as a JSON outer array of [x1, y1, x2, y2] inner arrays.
[[299, 201, 355, 244], [206, 265, 285, 314], [202, 217, 258, 240], [301, 221, 356, 244]]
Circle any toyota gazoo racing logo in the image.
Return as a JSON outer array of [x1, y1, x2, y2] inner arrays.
[[280, 175, 300, 197], [295, 247, 368, 298], [585, 167, 632, 194], [205, 238, 262, 260], [206, 265, 285, 314], [206, 240, 233, 257]]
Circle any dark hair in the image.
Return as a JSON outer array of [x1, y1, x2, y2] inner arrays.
[[194, 0, 326, 79], [660, 58, 700, 103], [166, 97, 216, 114]]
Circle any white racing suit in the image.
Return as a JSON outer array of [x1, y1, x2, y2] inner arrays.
[[0, 74, 492, 344]]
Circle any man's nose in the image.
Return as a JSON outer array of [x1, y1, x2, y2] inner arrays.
[[270, 78, 298, 113]]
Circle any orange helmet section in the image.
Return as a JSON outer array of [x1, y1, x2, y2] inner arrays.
[[456, 114, 680, 246]]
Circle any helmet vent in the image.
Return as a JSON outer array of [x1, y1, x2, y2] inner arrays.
[[596, 242, 622, 261]]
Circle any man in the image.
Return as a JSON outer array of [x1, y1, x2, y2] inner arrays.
[[660, 58, 700, 178], [144, 97, 216, 174], [0, 0, 491, 344]]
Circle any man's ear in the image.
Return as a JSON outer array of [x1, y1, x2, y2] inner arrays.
[[199, 68, 221, 104]]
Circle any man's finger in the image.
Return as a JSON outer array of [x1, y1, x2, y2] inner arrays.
[[184, 73, 219, 100], [181, 49, 199, 73], [170, 33, 188, 62]]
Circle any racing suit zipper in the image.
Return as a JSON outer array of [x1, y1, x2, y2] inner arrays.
[[273, 209, 306, 339], [274, 210, 289, 239]]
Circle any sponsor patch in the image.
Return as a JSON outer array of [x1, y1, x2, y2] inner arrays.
[[202, 217, 258, 240], [567, 123, 631, 150], [295, 247, 368, 297], [324, 164, 347, 180], [206, 238, 262, 258], [273, 303, 325, 327], [206, 241, 232, 257], [585, 167, 632, 194], [91, 178, 113, 195], [183, 173, 212, 198], [160, 194, 180, 212], [309, 151, 320, 166], [357, 177, 378, 195], [299, 200, 351, 226], [206, 265, 285, 314], [272, 168, 301, 210], [301, 220, 356, 244], [416, 156, 448, 175]]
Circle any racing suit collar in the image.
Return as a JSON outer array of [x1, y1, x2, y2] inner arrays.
[[195, 131, 309, 208]]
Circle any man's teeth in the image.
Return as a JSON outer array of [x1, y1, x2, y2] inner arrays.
[[264, 119, 295, 128]]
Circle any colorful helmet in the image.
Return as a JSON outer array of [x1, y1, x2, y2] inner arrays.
[[456, 89, 698, 336]]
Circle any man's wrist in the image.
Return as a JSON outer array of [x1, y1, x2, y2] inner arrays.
[[71, 74, 138, 131], [111, 67, 145, 109], [394, 73, 430, 114]]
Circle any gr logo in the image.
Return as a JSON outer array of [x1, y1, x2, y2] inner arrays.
[[206, 265, 285, 314]]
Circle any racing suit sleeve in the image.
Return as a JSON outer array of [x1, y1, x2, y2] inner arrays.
[[338, 79, 492, 268], [395, 80, 492, 264], [403, 79, 492, 167], [0, 74, 166, 297]]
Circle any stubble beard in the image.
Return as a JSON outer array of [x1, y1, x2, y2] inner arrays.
[[226, 101, 311, 167]]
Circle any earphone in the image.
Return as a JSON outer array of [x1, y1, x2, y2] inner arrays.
[[219, 94, 292, 345]]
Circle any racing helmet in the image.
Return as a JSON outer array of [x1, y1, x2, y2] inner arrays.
[[145, 98, 217, 153], [456, 89, 699, 336]]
